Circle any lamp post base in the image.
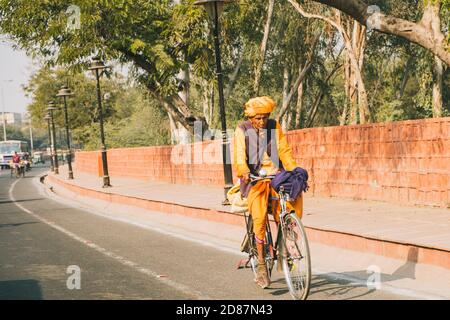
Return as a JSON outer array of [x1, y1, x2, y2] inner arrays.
[[102, 176, 112, 188], [222, 184, 233, 206]]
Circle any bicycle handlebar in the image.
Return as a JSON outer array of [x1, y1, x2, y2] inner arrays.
[[249, 174, 276, 182], [249, 173, 289, 193]]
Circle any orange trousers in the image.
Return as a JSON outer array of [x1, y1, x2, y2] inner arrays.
[[247, 180, 303, 241]]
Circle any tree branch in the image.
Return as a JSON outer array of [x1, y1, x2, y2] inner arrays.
[[276, 30, 322, 121], [254, 0, 275, 95], [306, 59, 342, 127], [298, 0, 450, 65], [119, 48, 195, 131]]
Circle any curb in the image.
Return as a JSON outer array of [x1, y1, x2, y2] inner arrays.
[[45, 174, 450, 271]]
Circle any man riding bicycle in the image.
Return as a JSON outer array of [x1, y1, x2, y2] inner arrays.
[[12, 151, 21, 168], [10, 151, 22, 177], [234, 96, 304, 289]]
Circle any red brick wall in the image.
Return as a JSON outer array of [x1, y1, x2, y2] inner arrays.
[[74, 141, 227, 185], [75, 117, 450, 208]]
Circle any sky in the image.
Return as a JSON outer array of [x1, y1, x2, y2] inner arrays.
[[0, 41, 37, 115]]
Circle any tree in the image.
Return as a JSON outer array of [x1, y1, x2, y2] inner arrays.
[[305, 0, 450, 65], [253, 0, 275, 95], [23, 66, 170, 149], [288, 0, 371, 124], [0, 0, 211, 133]]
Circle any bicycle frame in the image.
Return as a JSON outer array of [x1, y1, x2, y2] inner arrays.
[[239, 176, 290, 273], [265, 187, 290, 271]]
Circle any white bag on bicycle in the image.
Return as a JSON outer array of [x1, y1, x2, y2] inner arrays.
[[226, 183, 248, 213]]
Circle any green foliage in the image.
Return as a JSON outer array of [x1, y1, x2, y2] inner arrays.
[[2, 125, 26, 142], [24, 66, 170, 150], [0, 0, 210, 97], [1, 0, 449, 152]]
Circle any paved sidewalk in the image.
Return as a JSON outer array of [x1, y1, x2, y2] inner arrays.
[[46, 165, 450, 269]]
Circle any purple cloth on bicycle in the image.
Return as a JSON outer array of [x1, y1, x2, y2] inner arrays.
[[270, 167, 309, 200]]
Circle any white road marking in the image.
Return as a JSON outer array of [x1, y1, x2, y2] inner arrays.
[[9, 178, 210, 300], [33, 176, 247, 258]]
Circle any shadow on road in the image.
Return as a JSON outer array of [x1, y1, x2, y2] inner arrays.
[[309, 274, 376, 300], [0, 279, 43, 300], [0, 198, 46, 205], [0, 222, 39, 228], [309, 247, 419, 299]]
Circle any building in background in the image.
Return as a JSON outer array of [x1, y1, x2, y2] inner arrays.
[[0, 112, 22, 125]]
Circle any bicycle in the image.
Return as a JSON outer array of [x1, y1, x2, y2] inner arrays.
[[238, 171, 311, 300], [9, 161, 25, 178]]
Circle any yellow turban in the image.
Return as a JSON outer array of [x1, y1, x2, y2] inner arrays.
[[244, 96, 276, 118]]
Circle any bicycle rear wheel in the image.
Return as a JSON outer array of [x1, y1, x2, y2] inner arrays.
[[281, 212, 311, 300]]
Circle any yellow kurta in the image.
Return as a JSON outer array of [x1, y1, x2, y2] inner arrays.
[[234, 121, 297, 177], [234, 120, 303, 241]]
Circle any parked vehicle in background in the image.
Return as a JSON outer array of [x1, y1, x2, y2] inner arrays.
[[32, 151, 45, 164], [0, 140, 30, 169]]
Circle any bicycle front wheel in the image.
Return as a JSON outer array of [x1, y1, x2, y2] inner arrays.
[[281, 213, 311, 300]]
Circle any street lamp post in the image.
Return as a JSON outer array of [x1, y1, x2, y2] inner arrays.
[[89, 58, 111, 188], [1, 79, 13, 141], [44, 114, 55, 172], [47, 101, 59, 174], [29, 121, 34, 154], [1, 86, 6, 141], [56, 85, 74, 179], [195, 0, 234, 204]]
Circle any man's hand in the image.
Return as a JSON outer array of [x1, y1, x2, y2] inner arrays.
[[241, 173, 250, 184]]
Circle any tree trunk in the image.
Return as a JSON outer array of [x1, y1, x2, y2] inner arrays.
[[432, 56, 443, 118], [288, 3, 369, 124], [398, 56, 413, 98], [210, 85, 214, 128], [286, 111, 292, 130], [306, 61, 342, 127], [281, 65, 290, 131], [277, 31, 321, 122], [277, 60, 314, 122], [225, 44, 245, 100], [428, 1, 444, 118], [202, 79, 212, 126], [341, 51, 351, 125], [282, 65, 290, 102], [177, 63, 190, 108], [305, 91, 325, 128], [340, 101, 349, 126], [168, 110, 178, 145], [295, 81, 304, 128], [347, 51, 358, 125], [354, 22, 369, 124], [253, 0, 275, 95]]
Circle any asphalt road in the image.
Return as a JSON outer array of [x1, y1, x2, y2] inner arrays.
[[0, 166, 415, 300]]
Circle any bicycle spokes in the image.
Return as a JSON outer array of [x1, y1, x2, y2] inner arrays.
[[281, 214, 311, 300]]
